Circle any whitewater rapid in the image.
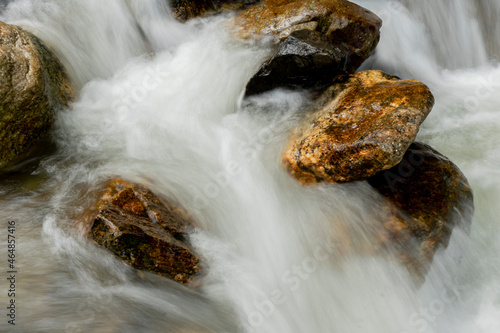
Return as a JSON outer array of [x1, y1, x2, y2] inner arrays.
[[0, 0, 499, 332]]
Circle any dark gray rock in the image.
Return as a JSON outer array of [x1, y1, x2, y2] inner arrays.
[[245, 29, 350, 96], [368, 142, 474, 279]]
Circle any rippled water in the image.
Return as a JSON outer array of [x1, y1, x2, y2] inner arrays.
[[0, 0, 499, 332]]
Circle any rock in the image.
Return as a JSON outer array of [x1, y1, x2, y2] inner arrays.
[[234, 0, 382, 72], [170, 0, 260, 22], [283, 70, 434, 184], [368, 142, 474, 278], [245, 29, 350, 96], [88, 180, 201, 284], [0, 21, 74, 170]]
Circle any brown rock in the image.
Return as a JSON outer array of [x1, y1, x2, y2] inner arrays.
[[170, 0, 260, 22], [283, 70, 434, 184], [368, 142, 474, 278], [0, 21, 74, 169], [88, 180, 200, 284], [234, 0, 382, 72]]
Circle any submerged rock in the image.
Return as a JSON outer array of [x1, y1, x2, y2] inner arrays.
[[170, 0, 260, 22], [283, 70, 434, 184], [0, 21, 74, 170], [235, 0, 381, 95], [88, 180, 201, 284], [369, 142, 474, 278]]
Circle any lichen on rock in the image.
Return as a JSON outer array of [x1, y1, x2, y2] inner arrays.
[[0, 21, 74, 170], [283, 70, 435, 184], [88, 179, 201, 285]]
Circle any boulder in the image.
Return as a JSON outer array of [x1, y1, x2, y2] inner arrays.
[[234, 0, 382, 71], [245, 29, 350, 96], [170, 0, 260, 22], [0, 21, 73, 170], [283, 70, 434, 184], [88, 180, 201, 285], [368, 142, 474, 277]]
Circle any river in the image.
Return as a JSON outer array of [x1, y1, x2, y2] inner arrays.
[[0, 0, 499, 332]]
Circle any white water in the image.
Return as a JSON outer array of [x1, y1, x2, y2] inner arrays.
[[0, 0, 499, 332]]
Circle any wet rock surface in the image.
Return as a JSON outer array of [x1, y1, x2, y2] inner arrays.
[[0, 21, 73, 170], [170, 0, 260, 22], [283, 70, 435, 184], [235, 0, 381, 70], [369, 142, 474, 278], [245, 29, 350, 96], [88, 180, 201, 284]]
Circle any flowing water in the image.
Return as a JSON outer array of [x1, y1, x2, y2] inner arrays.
[[0, 0, 499, 332]]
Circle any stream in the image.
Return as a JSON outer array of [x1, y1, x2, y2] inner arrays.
[[0, 0, 499, 332]]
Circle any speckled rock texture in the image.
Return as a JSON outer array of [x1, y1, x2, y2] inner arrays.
[[0, 21, 73, 169], [368, 142, 474, 278], [234, 0, 382, 72], [88, 180, 201, 285], [283, 70, 435, 184]]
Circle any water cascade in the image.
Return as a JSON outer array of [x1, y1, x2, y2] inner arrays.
[[0, 0, 499, 332]]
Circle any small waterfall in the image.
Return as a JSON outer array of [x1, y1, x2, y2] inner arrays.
[[400, 0, 500, 69], [0, 0, 499, 332], [357, 0, 500, 80]]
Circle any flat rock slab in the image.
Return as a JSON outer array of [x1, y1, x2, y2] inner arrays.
[[368, 142, 474, 278], [283, 70, 435, 184], [0, 21, 73, 169], [89, 180, 200, 284]]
